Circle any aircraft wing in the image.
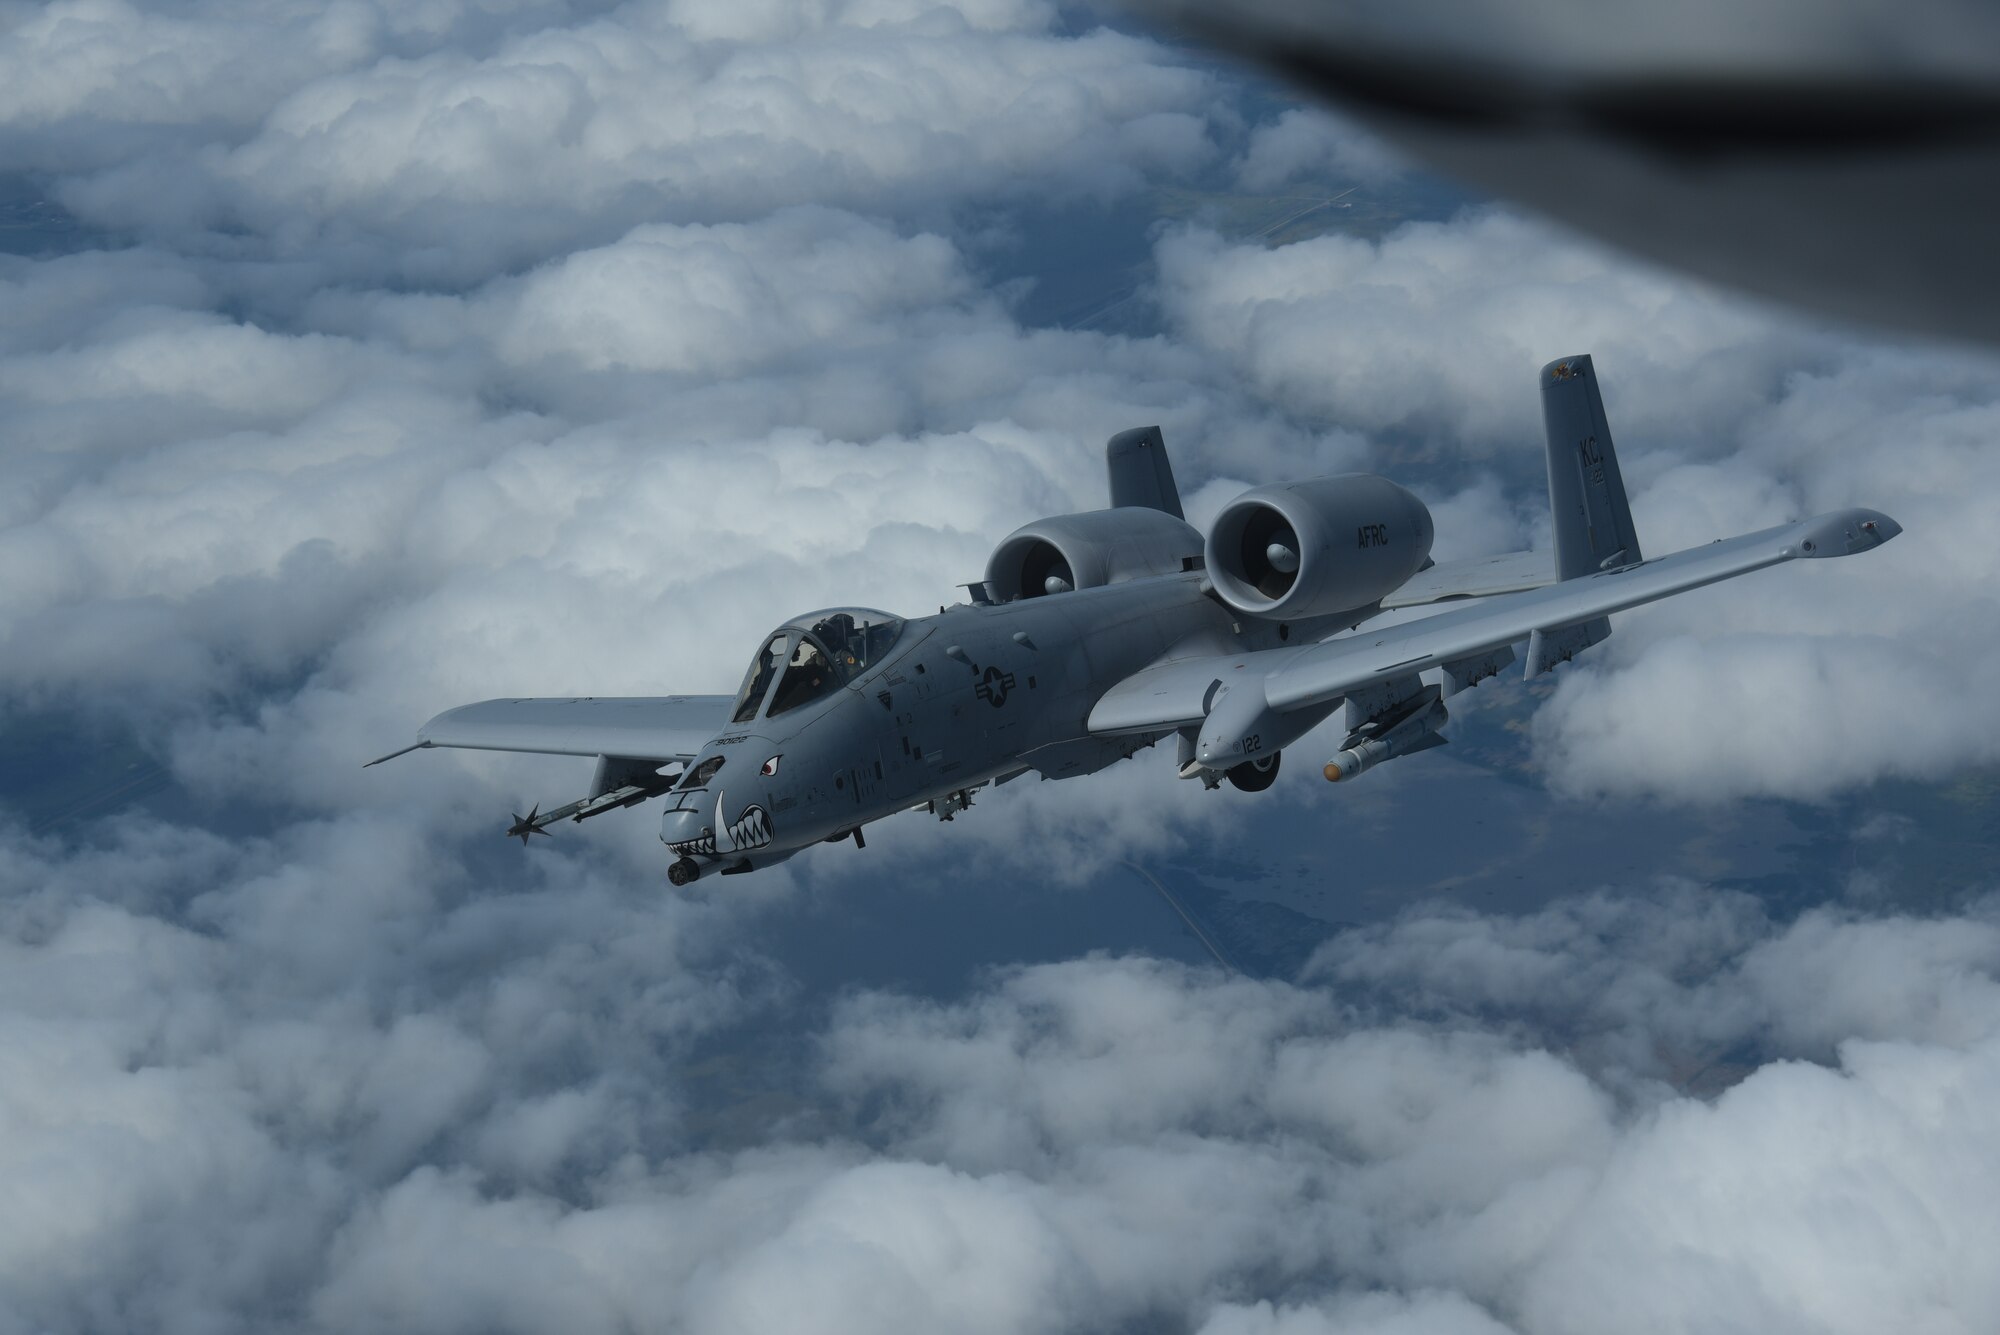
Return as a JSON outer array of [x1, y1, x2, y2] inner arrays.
[[1089, 508, 1897, 734], [369, 695, 735, 764], [1382, 548, 1554, 608]]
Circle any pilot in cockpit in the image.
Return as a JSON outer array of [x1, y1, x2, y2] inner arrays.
[[767, 635, 834, 716], [811, 613, 860, 670]]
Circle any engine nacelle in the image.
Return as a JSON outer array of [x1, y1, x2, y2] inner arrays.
[[985, 508, 1203, 601], [1205, 475, 1435, 620]]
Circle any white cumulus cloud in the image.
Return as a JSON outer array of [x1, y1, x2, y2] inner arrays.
[[3, 0, 2000, 1329]]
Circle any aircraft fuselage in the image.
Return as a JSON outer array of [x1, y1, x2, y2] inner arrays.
[[656, 572, 1296, 873]]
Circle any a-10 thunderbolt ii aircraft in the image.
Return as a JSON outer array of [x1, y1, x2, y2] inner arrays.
[[369, 356, 1900, 885]]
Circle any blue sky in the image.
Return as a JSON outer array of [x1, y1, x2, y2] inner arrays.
[[4, 2, 2000, 1332]]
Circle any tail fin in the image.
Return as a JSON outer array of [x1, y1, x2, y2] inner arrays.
[[1106, 426, 1184, 519], [1541, 355, 1642, 580]]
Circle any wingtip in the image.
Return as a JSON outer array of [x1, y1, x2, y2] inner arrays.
[[362, 740, 430, 768], [1860, 510, 1903, 545], [1791, 508, 1902, 559]]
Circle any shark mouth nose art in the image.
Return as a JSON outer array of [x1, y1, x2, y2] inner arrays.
[[725, 803, 773, 850], [666, 801, 773, 858], [667, 829, 717, 857]]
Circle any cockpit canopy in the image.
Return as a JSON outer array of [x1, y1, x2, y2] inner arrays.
[[729, 608, 905, 724]]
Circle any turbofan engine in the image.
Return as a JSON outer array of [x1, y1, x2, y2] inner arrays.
[[985, 508, 1203, 601], [1205, 475, 1435, 619]]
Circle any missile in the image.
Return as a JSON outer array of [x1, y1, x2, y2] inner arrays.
[[506, 779, 670, 844], [1324, 699, 1448, 782]]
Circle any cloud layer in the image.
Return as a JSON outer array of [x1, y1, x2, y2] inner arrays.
[[9, 841, 2000, 1333], [15, 0, 1227, 285], [4, 0, 2000, 1330]]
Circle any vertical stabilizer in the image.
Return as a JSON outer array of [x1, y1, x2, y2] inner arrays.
[[1106, 426, 1185, 519], [1541, 355, 1642, 580]]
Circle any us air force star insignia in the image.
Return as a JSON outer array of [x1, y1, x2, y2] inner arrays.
[[974, 665, 1017, 708]]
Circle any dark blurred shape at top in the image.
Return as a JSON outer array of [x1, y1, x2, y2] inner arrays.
[[1128, 0, 2000, 345]]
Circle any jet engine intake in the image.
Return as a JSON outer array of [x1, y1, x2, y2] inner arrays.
[[985, 508, 1204, 602], [1205, 475, 1435, 620]]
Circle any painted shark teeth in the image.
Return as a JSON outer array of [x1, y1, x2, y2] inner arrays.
[[669, 804, 770, 859], [727, 804, 772, 850]]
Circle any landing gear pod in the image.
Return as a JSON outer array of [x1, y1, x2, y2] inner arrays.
[[1189, 680, 1338, 775], [1227, 752, 1281, 792]]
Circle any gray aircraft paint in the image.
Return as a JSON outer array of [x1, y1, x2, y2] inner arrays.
[[372, 355, 1900, 884]]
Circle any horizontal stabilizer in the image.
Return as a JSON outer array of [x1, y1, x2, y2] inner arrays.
[[1384, 549, 1554, 608]]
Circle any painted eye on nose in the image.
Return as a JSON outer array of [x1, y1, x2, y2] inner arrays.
[[760, 755, 782, 776]]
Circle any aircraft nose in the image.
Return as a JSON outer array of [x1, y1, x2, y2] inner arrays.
[[659, 804, 712, 849]]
